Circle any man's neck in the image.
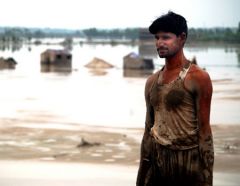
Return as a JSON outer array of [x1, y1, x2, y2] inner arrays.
[[164, 50, 187, 71]]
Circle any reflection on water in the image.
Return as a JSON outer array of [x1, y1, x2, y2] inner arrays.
[[237, 49, 240, 66], [123, 69, 153, 78], [0, 43, 23, 52], [88, 69, 108, 76], [40, 64, 72, 74]]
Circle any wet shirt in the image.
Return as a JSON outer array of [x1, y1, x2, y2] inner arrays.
[[150, 63, 199, 150]]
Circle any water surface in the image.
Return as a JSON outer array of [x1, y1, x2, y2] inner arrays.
[[0, 42, 239, 127]]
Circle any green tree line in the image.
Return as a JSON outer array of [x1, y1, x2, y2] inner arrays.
[[0, 26, 239, 44], [188, 27, 240, 43]]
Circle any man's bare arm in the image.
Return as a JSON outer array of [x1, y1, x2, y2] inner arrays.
[[187, 67, 214, 185], [136, 76, 155, 186]]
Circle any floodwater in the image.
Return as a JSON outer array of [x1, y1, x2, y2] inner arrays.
[[0, 41, 240, 128]]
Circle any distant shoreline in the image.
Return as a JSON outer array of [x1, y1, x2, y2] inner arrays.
[[0, 38, 240, 48]]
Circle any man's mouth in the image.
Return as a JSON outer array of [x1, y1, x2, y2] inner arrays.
[[157, 48, 167, 53]]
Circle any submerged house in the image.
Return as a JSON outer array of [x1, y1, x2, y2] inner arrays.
[[0, 57, 17, 69], [84, 57, 114, 76], [40, 49, 72, 66], [85, 57, 114, 69], [40, 49, 72, 73], [123, 52, 154, 70]]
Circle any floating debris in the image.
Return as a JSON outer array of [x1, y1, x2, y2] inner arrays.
[[76, 138, 101, 148]]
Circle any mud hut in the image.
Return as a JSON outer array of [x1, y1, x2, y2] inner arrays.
[[40, 49, 72, 65], [0, 57, 17, 69], [123, 52, 154, 70]]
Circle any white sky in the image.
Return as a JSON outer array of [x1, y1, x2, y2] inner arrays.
[[0, 0, 239, 29]]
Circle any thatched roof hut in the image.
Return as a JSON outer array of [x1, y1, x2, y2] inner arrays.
[[85, 57, 114, 69]]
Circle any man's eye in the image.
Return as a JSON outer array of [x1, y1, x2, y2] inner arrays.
[[162, 36, 170, 40]]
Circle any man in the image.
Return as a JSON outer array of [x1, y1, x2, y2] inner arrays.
[[136, 11, 214, 186]]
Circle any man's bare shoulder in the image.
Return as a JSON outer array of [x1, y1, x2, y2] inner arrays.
[[185, 64, 212, 93], [188, 64, 211, 82]]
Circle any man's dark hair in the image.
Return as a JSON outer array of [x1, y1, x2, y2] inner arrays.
[[149, 11, 188, 37]]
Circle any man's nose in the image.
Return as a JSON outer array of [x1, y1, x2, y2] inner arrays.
[[156, 38, 164, 47]]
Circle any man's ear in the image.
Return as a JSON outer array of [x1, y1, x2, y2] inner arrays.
[[179, 32, 187, 45], [180, 32, 187, 40]]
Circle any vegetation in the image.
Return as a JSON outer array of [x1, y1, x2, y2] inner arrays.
[[187, 27, 240, 43], [0, 25, 240, 44]]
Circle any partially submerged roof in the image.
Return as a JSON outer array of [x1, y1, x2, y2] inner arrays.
[[123, 52, 139, 59], [85, 57, 114, 69], [41, 49, 71, 55], [123, 52, 154, 70]]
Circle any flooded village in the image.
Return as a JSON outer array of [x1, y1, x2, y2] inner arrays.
[[0, 27, 240, 185]]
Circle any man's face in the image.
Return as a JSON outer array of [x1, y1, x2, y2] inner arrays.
[[154, 31, 184, 58]]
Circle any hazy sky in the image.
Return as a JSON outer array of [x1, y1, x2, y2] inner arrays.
[[0, 0, 239, 29]]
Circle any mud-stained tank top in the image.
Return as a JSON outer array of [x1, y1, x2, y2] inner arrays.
[[150, 63, 199, 150]]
